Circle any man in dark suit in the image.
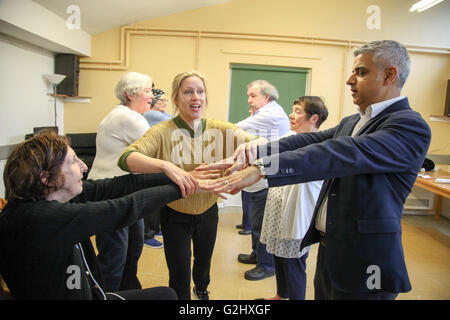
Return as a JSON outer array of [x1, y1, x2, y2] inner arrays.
[[200, 40, 431, 299]]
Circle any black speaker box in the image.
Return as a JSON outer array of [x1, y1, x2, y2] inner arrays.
[[55, 54, 79, 96], [33, 126, 59, 134], [445, 79, 450, 117]]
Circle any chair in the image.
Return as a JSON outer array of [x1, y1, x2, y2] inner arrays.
[[24, 132, 97, 180], [0, 199, 11, 299], [65, 133, 97, 180], [0, 274, 12, 300], [0, 198, 6, 211]]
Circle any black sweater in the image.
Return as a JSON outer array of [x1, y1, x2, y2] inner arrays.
[[0, 173, 181, 299]]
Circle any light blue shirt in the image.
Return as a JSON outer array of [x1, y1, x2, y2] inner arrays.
[[143, 110, 174, 127], [237, 100, 290, 193], [236, 100, 290, 141]]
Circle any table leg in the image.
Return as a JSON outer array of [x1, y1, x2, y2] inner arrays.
[[434, 195, 443, 220]]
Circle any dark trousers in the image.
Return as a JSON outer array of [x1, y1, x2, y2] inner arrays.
[[144, 208, 161, 239], [241, 191, 252, 231], [314, 243, 398, 300], [106, 286, 177, 300], [250, 189, 274, 272], [160, 204, 218, 300], [274, 253, 308, 300], [95, 218, 144, 292]]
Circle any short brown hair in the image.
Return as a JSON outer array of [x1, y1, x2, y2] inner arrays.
[[3, 131, 70, 201], [293, 96, 328, 128]]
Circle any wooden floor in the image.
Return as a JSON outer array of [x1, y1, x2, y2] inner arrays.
[[137, 207, 450, 300]]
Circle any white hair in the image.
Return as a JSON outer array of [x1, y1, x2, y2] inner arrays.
[[247, 80, 279, 101], [115, 72, 152, 105]]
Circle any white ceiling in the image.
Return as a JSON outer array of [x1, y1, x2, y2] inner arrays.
[[32, 0, 231, 35]]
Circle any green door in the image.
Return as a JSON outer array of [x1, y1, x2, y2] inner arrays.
[[228, 64, 309, 123]]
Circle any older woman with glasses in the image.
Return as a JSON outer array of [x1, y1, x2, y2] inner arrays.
[[143, 88, 174, 127], [142, 88, 174, 248]]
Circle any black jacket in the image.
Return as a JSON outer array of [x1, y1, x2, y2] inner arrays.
[[0, 173, 180, 299]]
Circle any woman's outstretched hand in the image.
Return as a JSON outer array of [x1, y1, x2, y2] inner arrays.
[[161, 162, 198, 198], [194, 157, 247, 176], [200, 166, 263, 196]]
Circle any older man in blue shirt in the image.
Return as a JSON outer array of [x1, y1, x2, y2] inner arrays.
[[235, 80, 290, 280]]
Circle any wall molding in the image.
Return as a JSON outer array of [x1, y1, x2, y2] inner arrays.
[[80, 26, 450, 71], [220, 49, 322, 60]]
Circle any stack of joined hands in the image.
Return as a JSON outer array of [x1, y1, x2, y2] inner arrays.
[[195, 138, 267, 198]]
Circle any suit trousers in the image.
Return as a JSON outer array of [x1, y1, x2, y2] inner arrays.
[[160, 204, 218, 300], [95, 218, 144, 292], [274, 253, 308, 300], [314, 242, 398, 300], [250, 189, 274, 272]]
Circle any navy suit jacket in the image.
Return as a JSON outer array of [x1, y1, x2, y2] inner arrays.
[[258, 98, 431, 293]]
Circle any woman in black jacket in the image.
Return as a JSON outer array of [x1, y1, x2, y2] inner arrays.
[[0, 131, 200, 300]]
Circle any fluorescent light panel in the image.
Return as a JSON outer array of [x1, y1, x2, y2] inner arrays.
[[409, 0, 444, 12]]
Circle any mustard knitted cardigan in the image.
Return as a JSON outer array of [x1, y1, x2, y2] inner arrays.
[[119, 116, 256, 214]]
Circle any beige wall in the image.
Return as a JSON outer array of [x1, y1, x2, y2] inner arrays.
[[64, 0, 450, 153]]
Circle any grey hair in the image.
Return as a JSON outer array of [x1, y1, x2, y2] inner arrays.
[[247, 80, 279, 101], [115, 72, 153, 105], [353, 40, 410, 89]]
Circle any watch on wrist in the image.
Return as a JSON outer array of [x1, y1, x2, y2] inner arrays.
[[253, 159, 267, 179]]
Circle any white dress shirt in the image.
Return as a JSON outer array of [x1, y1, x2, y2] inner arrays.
[[236, 100, 290, 141]]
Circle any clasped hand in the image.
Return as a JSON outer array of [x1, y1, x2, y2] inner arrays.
[[162, 161, 222, 198], [195, 139, 266, 197]]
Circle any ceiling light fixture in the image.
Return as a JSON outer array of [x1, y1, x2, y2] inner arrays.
[[409, 0, 445, 12]]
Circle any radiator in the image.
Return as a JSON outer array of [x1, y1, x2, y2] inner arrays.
[[404, 186, 435, 211]]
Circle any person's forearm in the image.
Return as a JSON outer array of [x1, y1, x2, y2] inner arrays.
[[125, 151, 168, 174], [121, 148, 199, 198]]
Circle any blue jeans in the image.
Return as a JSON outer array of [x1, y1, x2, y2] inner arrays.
[[250, 189, 274, 272], [95, 218, 144, 292], [241, 191, 252, 231]]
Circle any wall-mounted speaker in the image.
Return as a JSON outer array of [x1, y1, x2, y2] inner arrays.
[[445, 79, 450, 117], [55, 54, 79, 96]]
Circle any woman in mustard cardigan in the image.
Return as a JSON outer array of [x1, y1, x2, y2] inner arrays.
[[118, 71, 256, 300]]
